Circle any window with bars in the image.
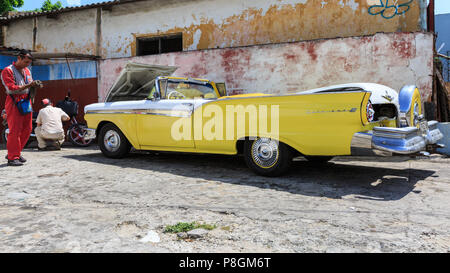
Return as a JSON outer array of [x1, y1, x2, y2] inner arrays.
[[136, 33, 182, 56]]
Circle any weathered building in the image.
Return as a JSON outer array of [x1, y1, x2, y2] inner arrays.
[[99, 32, 434, 102], [0, 0, 435, 113], [1, 0, 429, 59]]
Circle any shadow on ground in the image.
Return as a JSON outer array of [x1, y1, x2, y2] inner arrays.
[[62, 149, 436, 201]]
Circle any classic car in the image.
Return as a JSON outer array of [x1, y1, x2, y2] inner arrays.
[[84, 63, 443, 176]]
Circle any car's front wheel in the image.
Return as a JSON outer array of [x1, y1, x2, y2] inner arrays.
[[244, 138, 293, 177], [98, 123, 131, 158]]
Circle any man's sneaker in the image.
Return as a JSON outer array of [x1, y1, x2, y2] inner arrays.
[[7, 159, 23, 166], [4, 155, 26, 163], [38, 147, 48, 151]]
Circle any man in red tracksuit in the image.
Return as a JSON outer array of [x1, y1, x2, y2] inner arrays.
[[1, 50, 40, 166]]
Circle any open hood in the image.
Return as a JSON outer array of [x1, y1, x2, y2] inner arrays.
[[105, 62, 178, 102]]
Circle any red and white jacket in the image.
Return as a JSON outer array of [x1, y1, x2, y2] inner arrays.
[[1, 63, 33, 96]]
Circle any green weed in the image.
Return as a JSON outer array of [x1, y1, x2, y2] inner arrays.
[[164, 222, 216, 233]]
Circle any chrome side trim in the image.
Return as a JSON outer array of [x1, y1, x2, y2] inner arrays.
[[373, 126, 418, 134], [85, 109, 192, 118], [86, 111, 135, 114]]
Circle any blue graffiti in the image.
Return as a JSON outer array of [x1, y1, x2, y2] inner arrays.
[[368, 0, 413, 19]]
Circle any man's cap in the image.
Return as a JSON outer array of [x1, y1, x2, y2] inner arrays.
[[18, 49, 34, 60], [42, 98, 51, 106]]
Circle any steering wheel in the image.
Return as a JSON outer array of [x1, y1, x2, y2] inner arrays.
[[167, 90, 186, 100]]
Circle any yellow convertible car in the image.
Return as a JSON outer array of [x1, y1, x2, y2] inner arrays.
[[84, 63, 443, 176]]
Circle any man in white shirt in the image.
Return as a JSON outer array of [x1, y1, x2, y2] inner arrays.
[[35, 98, 70, 150]]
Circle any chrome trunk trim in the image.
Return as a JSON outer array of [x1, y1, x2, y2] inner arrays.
[[351, 121, 443, 156]]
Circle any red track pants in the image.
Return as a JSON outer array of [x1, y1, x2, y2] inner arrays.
[[5, 95, 32, 161]]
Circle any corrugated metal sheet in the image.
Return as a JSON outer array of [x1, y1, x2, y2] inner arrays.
[[0, 55, 98, 138], [32, 61, 97, 81], [0, 55, 17, 69], [436, 13, 450, 82], [0, 56, 97, 81], [0, 78, 99, 140]]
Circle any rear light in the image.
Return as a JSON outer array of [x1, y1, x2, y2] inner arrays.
[[366, 101, 375, 123], [360, 91, 373, 125]]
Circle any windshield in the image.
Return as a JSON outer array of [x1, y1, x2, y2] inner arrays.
[[158, 80, 218, 100]]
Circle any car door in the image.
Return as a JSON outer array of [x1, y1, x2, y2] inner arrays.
[[136, 98, 195, 149]]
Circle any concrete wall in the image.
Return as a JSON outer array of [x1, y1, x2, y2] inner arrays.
[[4, 0, 427, 59], [99, 32, 434, 102], [4, 8, 98, 55], [436, 13, 450, 81]]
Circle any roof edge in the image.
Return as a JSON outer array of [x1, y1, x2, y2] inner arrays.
[[0, 0, 145, 23]]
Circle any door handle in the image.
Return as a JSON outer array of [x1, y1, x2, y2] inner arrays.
[[182, 103, 193, 107]]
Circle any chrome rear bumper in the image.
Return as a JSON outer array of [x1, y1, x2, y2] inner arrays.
[[351, 121, 444, 156]]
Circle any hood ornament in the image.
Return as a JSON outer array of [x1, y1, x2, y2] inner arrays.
[[382, 91, 394, 102]]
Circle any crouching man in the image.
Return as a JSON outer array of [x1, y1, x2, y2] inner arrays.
[[35, 98, 69, 150]]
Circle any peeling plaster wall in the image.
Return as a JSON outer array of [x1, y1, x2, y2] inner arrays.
[[99, 32, 434, 102], [4, 17, 34, 50], [36, 9, 97, 55], [103, 0, 423, 58], [5, 9, 97, 54], [3, 0, 424, 59]]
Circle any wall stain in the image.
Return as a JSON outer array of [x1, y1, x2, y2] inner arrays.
[[126, 0, 420, 57]]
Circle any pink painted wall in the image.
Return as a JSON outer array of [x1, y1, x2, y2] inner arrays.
[[99, 32, 434, 102]]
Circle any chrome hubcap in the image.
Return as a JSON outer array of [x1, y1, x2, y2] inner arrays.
[[251, 138, 279, 168], [104, 130, 121, 152]]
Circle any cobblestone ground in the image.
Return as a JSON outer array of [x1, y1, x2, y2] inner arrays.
[[0, 143, 449, 253]]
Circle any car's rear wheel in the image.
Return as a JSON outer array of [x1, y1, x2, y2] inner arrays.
[[244, 137, 293, 177], [98, 123, 131, 158]]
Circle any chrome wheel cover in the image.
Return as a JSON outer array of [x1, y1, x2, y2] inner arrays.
[[251, 138, 279, 169], [104, 130, 121, 152]]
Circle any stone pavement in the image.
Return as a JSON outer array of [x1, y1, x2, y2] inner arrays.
[[0, 144, 449, 252]]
